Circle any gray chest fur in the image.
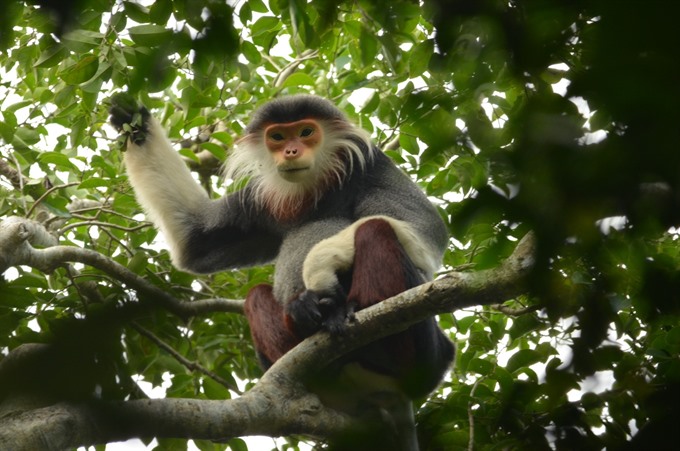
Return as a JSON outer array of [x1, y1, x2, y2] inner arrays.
[[272, 217, 351, 303]]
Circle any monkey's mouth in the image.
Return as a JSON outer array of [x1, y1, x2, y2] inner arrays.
[[279, 167, 310, 173]]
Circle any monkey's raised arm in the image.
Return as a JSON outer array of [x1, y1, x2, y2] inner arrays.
[[109, 95, 282, 274]]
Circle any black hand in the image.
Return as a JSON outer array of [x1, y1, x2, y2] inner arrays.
[[286, 288, 350, 338], [286, 290, 324, 338], [108, 93, 150, 145]]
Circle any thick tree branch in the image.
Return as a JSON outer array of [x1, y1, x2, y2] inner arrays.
[[178, 297, 244, 314], [0, 368, 352, 450]]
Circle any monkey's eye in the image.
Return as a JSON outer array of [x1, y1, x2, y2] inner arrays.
[[270, 133, 285, 141], [300, 127, 314, 137]]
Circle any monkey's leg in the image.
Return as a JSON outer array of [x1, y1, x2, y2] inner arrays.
[[348, 217, 455, 394], [244, 284, 301, 369], [346, 218, 425, 379], [347, 218, 423, 307], [332, 218, 422, 451]]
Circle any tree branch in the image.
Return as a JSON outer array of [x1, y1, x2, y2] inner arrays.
[[273, 50, 319, 88], [0, 157, 23, 189], [0, 216, 243, 318], [0, 370, 351, 450]]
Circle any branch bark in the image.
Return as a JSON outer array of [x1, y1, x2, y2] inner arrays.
[[0, 216, 244, 317], [0, 390, 350, 450], [0, 232, 535, 449]]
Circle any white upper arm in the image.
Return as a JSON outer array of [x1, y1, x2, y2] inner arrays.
[[302, 215, 440, 293], [123, 118, 210, 261]]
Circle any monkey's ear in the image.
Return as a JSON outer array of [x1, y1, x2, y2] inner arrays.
[[108, 92, 150, 148]]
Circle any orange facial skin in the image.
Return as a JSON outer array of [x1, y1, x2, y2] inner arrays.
[[264, 119, 323, 169]]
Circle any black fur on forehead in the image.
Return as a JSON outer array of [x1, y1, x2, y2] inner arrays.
[[246, 95, 348, 133]]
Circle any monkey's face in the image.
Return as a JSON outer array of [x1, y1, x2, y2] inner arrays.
[[264, 120, 323, 183]]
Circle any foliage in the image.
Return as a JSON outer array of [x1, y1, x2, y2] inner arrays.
[[1, 0, 679, 449]]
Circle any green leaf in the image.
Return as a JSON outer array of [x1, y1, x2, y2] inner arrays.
[[360, 92, 380, 114], [59, 55, 99, 85], [149, 0, 172, 24], [455, 315, 477, 334], [180, 86, 215, 109], [61, 29, 104, 52], [0, 1, 23, 51], [82, 60, 112, 92], [128, 251, 148, 274], [0, 121, 14, 143], [239, 2, 252, 24], [78, 178, 109, 189], [202, 377, 229, 400], [409, 39, 433, 77], [509, 314, 542, 340], [200, 142, 227, 161], [248, 0, 269, 13], [178, 148, 200, 163], [123, 0, 150, 22], [210, 131, 233, 147], [589, 109, 612, 131], [468, 357, 495, 376], [34, 44, 68, 68], [251, 16, 280, 36], [6, 100, 32, 112], [238, 62, 251, 82], [38, 152, 78, 170], [225, 438, 248, 451], [241, 40, 262, 64], [128, 24, 173, 47], [281, 72, 315, 88], [506, 349, 542, 374], [14, 127, 40, 146], [70, 116, 86, 149], [359, 27, 379, 67]]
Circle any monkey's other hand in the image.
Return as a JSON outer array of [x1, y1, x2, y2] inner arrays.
[[108, 92, 150, 146], [286, 289, 349, 338]]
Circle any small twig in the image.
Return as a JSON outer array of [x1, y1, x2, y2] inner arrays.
[[98, 226, 134, 257], [44, 206, 147, 228], [273, 50, 319, 88], [26, 182, 79, 218], [381, 135, 400, 152], [60, 220, 152, 234], [467, 377, 483, 451], [131, 322, 241, 393], [440, 263, 476, 275], [10, 153, 26, 212], [491, 304, 540, 316]]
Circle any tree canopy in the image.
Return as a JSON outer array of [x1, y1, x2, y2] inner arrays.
[[1, 0, 679, 450]]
